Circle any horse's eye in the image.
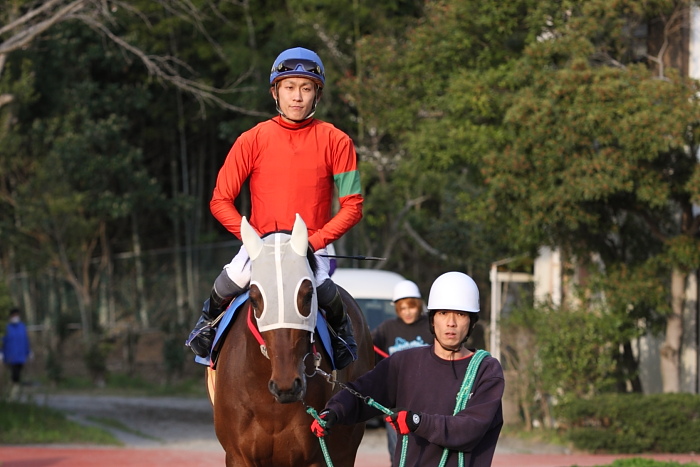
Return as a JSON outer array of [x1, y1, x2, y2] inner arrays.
[[250, 297, 263, 318], [249, 286, 263, 314], [303, 292, 313, 307]]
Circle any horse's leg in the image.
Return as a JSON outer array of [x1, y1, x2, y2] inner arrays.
[[321, 424, 364, 467], [214, 312, 266, 466], [225, 452, 248, 467]]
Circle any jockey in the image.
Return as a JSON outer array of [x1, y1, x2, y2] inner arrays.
[[187, 47, 363, 370]]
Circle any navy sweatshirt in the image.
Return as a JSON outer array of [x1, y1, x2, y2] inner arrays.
[[325, 345, 504, 467]]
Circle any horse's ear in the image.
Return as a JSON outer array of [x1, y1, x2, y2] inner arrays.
[[290, 213, 308, 256], [241, 216, 264, 259]]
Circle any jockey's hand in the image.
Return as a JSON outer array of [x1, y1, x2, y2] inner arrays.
[[310, 409, 337, 438], [386, 408, 421, 435]]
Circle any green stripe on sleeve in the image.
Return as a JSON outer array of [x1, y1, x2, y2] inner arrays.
[[334, 170, 362, 197]]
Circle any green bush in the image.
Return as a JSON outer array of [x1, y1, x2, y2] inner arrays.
[[501, 302, 621, 429], [45, 348, 64, 384], [557, 393, 700, 453], [163, 333, 186, 383], [83, 339, 113, 385]]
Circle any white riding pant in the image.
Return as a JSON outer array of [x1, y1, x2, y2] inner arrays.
[[222, 245, 331, 292]]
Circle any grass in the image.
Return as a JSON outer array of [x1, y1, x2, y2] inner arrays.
[[0, 400, 121, 445], [587, 460, 700, 467], [500, 424, 570, 448], [86, 416, 160, 441]]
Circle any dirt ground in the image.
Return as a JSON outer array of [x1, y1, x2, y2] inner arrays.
[[2, 393, 700, 467]]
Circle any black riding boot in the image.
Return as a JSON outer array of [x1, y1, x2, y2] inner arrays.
[[324, 290, 358, 370], [187, 290, 231, 358]]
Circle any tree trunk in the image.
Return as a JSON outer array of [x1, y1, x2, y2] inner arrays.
[[75, 283, 92, 344], [660, 267, 685, 393], [622, 341, 643, 393], [171, 152, 187, 326], [97, 223, 114, 328], [176, 88, 196, 325], [131, 212, 148, 328]]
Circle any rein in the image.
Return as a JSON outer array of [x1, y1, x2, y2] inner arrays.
[[307, 349, 491, 467], [246, 303, 268, 359]]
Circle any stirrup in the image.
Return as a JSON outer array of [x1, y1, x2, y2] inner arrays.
[[185, 312, 226, 357], [185, 319, 214, 347]]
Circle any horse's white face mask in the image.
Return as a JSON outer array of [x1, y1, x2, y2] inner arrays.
[[241, 214, 318, 333]]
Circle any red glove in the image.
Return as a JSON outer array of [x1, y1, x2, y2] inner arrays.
[[310, 410, 337, 438], [385, 409, 421, 435]]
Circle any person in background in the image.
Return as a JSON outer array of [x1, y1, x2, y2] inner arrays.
[[186, 47, 363, 370], [371, 279, 434, 463], [311, 272, 505, 467], [1, 307, 32, 401]]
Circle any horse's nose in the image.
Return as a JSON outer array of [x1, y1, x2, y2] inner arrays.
[[268, 377, 305, 403]]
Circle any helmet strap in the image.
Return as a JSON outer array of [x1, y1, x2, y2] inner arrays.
[[435, 337, 462, 354]]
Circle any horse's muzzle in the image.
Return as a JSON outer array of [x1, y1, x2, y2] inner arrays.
[[268, 376, 306, 403]]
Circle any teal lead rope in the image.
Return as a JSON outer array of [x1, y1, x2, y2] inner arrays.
[[438, 349, 490, 467], [306, 406, 336, 467], [308, 349, 490, 467], [307, 396, 395, 467]]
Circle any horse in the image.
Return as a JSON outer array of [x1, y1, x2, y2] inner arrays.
[[209, 214, 375, 466]]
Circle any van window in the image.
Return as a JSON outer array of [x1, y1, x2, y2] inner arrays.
[[331, 268, 405, 332], [355, 298, 396, 331]]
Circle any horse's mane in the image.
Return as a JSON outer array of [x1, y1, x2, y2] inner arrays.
[[261, 230, 319, 277]]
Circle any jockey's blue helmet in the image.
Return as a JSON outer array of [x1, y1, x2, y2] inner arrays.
[[270, 47, 325, 88]]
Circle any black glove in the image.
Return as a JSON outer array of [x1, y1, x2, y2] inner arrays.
[[310, 409, 338, 437], [385, 408, 421, 435]]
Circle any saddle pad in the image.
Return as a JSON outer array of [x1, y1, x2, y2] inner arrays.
[[194, 291, 336, 369]]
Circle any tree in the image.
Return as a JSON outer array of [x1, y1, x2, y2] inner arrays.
[[4, 21, 167, 341], [346, 0, 699, 392], [0, 0, 268, 116], [460, 0, 700, 392], [1, 0, 279, 340], [334, 0, 530, 286]]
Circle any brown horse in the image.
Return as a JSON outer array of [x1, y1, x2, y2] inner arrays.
[[209, 214, 374, 466]]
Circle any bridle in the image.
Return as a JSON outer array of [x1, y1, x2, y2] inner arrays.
[[246, 301, 322, 375]]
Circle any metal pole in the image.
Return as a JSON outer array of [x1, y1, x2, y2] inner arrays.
[[489, 264, 500, 362]]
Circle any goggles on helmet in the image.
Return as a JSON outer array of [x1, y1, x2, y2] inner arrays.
[[272, 59, 325, 79]]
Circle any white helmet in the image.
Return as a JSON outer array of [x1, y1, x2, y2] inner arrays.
[[427, 272, 479, 312], [392, 280, 421, 303]]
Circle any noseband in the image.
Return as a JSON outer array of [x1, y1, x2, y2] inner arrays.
[[246, 302, 321, 373]]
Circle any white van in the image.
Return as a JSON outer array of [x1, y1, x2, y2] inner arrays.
[[332, 267, 405, 428], [332, 268, 405, 332]]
